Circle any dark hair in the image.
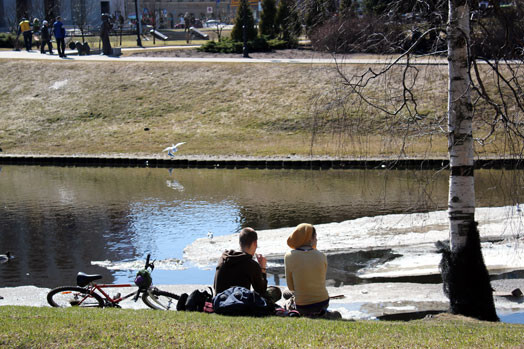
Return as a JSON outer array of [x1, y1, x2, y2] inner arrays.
[[239, 227, 257, 249], [311, 227, 316, 240]]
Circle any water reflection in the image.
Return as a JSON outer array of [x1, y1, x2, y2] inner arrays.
[[0, 165, 522, 288], [128, 200, 240, 259]]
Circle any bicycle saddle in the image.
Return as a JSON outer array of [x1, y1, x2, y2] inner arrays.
[[76, 272, 103, 287]]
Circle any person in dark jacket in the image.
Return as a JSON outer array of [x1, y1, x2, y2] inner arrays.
[[40, 20, 53, 54], [100, 14, 112, 55], [214, 227, 268, 295], [53, 16, 66, 58]]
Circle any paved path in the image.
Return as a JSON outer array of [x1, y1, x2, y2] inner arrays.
[[0, 47, 448, 65]]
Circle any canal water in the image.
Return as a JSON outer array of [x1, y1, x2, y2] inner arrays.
[[0, 165, 521, 288]]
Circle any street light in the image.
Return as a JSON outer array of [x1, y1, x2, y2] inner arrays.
[[134, 0, 142, 47], [242, 0, 249, 58]]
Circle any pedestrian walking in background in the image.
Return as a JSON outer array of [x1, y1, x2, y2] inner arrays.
[[32, 18, 41, 46], [18, 17, 32, 51], [32, 18, 41, 34], [40, 20, 53, 54], [53, 16, 66, 58]]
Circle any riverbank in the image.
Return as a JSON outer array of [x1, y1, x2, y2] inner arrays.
[[1, 278, 523, 322], [0, 55, 516, 158]]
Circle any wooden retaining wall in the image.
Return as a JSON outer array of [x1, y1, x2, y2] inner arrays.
[[0, 155, 522, 170]]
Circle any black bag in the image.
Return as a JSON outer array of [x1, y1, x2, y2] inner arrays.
[[213, 286, 274, 317], [176, 293, 188, 311], [185, 288, 213, 312]]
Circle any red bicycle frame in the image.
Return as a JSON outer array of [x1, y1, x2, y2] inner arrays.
[[86, 283, 139, 305]]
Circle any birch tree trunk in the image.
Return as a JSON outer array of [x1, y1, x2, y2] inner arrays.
[[448, 1, 474, 250], [441, 0, 498, 321]]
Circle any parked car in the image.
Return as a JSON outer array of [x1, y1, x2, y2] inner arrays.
[[204, 19, 225, 28]]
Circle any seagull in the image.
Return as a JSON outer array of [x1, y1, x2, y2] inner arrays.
[[0, 252, 13, 264], [163, 142, 186, 157]]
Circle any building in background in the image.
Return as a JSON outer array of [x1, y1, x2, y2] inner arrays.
[[0, 0, 126, 31], [124, 0, 238, 29]]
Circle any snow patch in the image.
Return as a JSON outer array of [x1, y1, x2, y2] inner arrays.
[[183, 206, 524, 278], [51, 79, 68, 89]]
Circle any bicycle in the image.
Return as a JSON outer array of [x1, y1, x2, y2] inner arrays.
[[47, 254, 180, 310]]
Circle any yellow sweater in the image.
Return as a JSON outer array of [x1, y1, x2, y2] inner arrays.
[[284, 248, 329, 306]]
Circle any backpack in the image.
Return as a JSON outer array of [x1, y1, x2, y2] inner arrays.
[[177, 287, 213, 312], [213, 286, 274, 317]]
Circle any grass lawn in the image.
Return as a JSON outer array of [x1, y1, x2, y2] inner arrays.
[[70, 35, 210, 49], [0, 58, 518, 158], [0, 306, 522, 348], [67, 30, 229, 49]]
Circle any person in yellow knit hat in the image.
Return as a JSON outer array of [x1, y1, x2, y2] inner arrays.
[[284, 223, 340, 318]]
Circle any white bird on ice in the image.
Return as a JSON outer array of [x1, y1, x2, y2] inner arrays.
[[163, 142, 186, 157]]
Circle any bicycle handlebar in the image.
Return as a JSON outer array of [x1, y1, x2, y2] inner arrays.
[[145, 253, 155, 271]]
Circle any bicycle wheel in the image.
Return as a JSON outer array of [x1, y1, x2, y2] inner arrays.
[[142, 288, 180, 310], [47, 286, 104, 308]]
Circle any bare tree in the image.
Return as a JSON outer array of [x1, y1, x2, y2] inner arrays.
[[4, 0, 20, 33], [210, 21, 226, 41], [312, 0, 524, 320], [71, 0, 100, 43]]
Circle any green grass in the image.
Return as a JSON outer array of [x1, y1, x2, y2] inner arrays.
[[0, 307, 522, 348], [66, 30, 229, 49]]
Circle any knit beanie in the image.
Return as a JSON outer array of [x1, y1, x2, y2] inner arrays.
[[287, 223, 316, 249]]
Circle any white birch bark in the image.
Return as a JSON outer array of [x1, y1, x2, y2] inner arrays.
[[448, 0, 475, 252]]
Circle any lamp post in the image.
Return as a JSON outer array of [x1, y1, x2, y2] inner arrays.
[[242, 0, 249, 58], [134, 0, 142, 47]]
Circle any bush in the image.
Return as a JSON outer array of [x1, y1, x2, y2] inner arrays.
[[0, 33, 21, 49], [471, 9, 524, 59], [309, 16, 444, 54], [198, 37, 291, 53], [267, 38, 296, 50], [198, 38, 243, 53], [311, 8, 524, 58]]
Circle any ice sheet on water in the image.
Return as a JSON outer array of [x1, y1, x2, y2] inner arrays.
[[183, 206, 523, 278], [92, 257, 186, 271]]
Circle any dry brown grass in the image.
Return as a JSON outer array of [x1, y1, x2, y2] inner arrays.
[[0, 59, 516, 157]]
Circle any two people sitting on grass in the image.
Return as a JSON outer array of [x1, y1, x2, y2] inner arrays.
[[213, 224, 340, 318]]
